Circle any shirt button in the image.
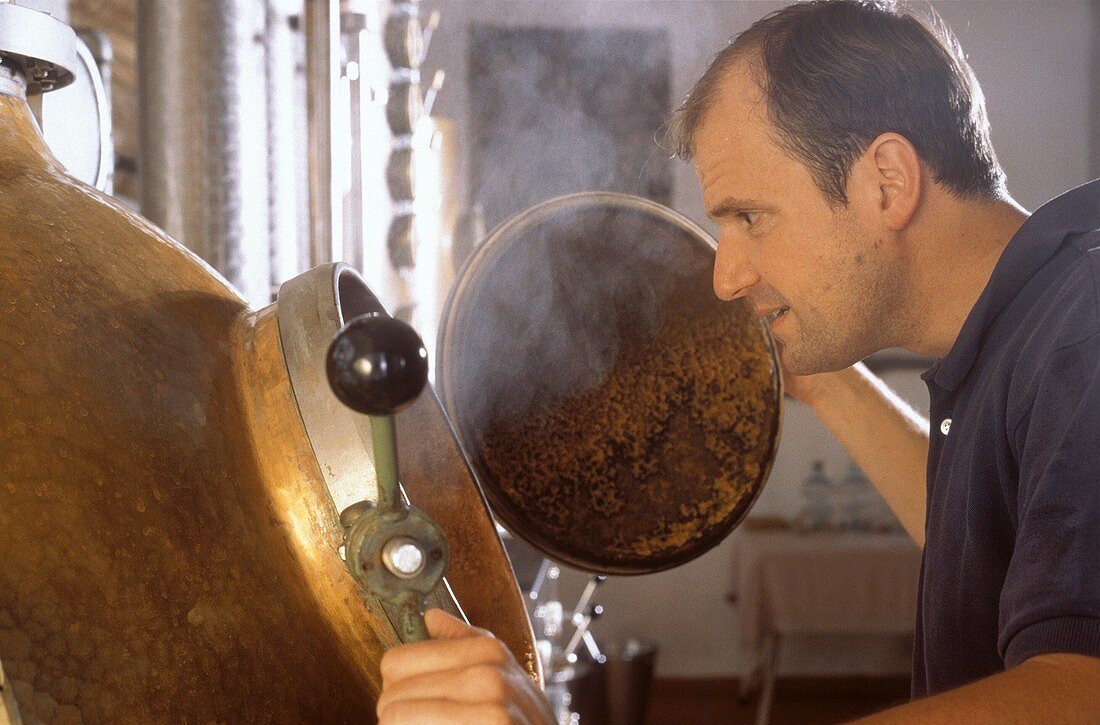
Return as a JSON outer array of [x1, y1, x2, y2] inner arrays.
[[940, 418, 952, 435]]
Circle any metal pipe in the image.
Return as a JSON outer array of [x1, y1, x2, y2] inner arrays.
[[305, 0, 341, 266], [563, 604, 602, 663], [137, 0, 272, 306], [265, 0, 303, 296], [343, 11, 366, 271], [570, 574, 605, 622]]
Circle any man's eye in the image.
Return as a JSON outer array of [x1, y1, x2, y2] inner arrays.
[[738, 211, 759, 226]]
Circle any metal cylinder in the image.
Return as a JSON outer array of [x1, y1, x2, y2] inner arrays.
[[305, 0, 341, 267], [264, 0, 305, 294], [137, 0, 272, 306]]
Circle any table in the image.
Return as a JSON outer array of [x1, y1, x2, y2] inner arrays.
[[730, 528, 922, 725]]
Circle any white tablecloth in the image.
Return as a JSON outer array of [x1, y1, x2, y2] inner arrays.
[[731, 529, 922, 660]]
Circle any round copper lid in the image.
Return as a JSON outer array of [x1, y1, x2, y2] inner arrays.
[[437, 192, 782, 574]]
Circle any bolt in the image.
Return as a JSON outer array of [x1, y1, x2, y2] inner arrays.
[[382, 536, 425, 578]]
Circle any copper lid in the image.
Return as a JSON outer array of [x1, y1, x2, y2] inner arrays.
[[438, 192, 782, 574]]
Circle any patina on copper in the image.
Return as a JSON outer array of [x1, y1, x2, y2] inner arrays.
[[0, 82, 535, 722], [438, 193, 783, 575]]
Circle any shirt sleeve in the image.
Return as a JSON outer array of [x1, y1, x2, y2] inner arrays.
[[1000, 329, 1100, 667]]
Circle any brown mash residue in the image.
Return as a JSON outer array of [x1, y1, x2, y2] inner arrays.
[[478, 282, 779, 570]]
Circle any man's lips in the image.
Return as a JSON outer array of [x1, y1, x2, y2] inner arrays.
[[759, 306, 790, 324]]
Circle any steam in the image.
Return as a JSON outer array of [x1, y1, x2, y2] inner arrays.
[[467, 23, 673, 229], [442, 19, 699, 455], [445, 203, 711, 440]]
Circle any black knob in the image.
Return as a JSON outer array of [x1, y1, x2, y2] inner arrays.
[[326, 313, 429, 415]]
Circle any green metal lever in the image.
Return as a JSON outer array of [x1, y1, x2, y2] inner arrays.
[[326, 313, 449, 643]]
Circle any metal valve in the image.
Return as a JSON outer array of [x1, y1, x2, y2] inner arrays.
[[326, 312, 449, 643]]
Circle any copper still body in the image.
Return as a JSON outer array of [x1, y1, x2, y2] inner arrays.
[[0, 62, 535, 722]]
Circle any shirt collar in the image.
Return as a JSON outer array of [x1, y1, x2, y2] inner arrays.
[[923, 178, 1100, 391]]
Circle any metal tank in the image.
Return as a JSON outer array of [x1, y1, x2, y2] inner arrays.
[[0, 7, 537, 722]]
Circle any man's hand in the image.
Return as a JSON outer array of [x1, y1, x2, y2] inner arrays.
[[376, 609, 557, 724]]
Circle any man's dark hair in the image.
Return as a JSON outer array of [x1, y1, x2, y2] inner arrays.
[[665, 0, 1005, 206]]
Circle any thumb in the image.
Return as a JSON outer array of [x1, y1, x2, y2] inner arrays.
[[424, 608, 486, 640]]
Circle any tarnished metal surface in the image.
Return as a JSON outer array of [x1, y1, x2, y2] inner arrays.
[[0, 89, 538, 721], [0, 90, 378, 722], [275, 263, 473, 644], [393, 389, 545, 682], [438, 193, 783, 575]]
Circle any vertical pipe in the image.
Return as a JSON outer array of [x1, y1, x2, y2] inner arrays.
[[343, 14, 366, 271], [137, 0, 272, 306], [265, 0, 304, 296], [305, 0, 341, 266], [137, 1, 201, 257], [354, 0, 400, 308]]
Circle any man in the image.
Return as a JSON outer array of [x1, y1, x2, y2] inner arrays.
[[375, 1, 1100, 722]]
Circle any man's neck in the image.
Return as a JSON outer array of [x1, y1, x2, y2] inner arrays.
[[901, 191, 1029, 359]]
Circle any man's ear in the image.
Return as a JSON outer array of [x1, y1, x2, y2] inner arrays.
[[855, 132, 922, 231]]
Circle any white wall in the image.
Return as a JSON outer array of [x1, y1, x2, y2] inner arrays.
[[422, 0, 1098, 678]]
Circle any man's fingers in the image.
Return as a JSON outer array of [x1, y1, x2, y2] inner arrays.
[[424, 608, 490, 640], [377, 617, 557, 725], [377, 698, 522, 725], [380, 629, 513, 685], [376, 663, 510, 715]]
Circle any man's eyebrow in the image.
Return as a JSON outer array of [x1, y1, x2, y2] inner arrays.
[[705, 198, 768, 220]]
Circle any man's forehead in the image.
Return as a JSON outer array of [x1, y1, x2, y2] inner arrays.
[[696, 57, 769, 139], [694, 69, 771, 192]]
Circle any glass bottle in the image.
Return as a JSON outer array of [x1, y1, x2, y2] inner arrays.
[[838, 461, 874, 531], [797, 460, 834, 531]]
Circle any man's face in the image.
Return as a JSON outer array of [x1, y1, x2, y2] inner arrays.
[[693, 63, 900, 375]]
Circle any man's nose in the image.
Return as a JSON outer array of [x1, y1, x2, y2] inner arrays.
[[712, 236, 758, 301]]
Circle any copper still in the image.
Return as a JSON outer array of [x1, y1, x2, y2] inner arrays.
[[0, 48, 536, 724]]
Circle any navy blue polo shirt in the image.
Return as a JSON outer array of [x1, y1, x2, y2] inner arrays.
[[913, 178, 1100, 697]]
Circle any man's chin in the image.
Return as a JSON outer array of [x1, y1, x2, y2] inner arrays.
[[776, 340, 858, 376]]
